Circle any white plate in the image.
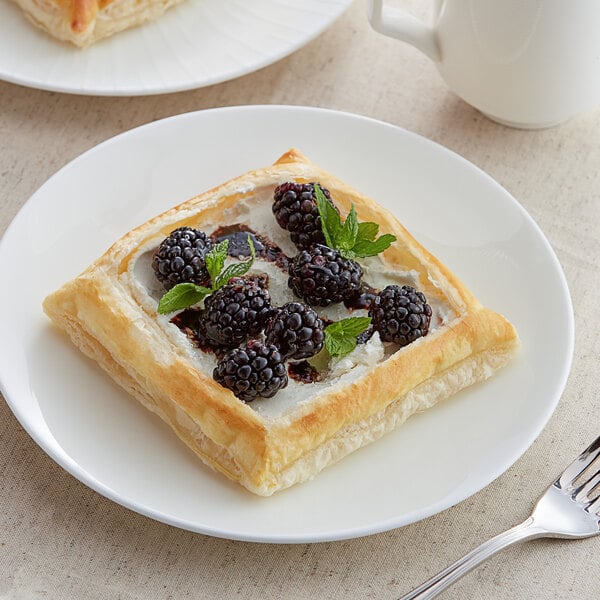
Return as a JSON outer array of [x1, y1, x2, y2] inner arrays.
[[0, 0, 351, 95], [0, 106, 573, 543]]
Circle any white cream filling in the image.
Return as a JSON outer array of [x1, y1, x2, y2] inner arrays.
[[128, 185, 457, 420]]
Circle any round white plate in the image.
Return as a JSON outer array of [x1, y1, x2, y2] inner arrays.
[[0, 106, 573, 543], [0, 0, 351, 96]]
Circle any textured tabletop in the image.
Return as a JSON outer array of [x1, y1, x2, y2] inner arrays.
[[1, 2, 599, 599]]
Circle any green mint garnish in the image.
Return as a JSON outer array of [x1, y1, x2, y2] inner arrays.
[[357, 221, 379, 242], [157, 236, 255, 314], [324, 316, 372, 357], [205, 239, 229, 286], [157, 283, 212, 314], [314, 184, 396, 260]]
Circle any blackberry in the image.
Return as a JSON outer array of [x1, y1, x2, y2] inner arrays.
[[201, 276, 272, 348], [265, 302, 325, 360], [152, 227, 213, 290], [213, 340, 288, 402], [272, 182, 338, 250], [369, 285, 432, 346], [288, 244, 363, 307]]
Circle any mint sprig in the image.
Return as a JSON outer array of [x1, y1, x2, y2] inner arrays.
[[324, 316, 372, 357], [157, 236, 255, 314], [314, 184, 396, 260]]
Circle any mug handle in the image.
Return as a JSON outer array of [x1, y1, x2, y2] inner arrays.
[[367, 0, 441, 62]]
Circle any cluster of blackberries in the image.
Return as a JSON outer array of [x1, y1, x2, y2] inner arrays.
[[152, 228, 326, 401], [210, 298, 325, 402], [152, 187, 434, 402], [273, 182, 432, 346], [273, 182, 364, 308], [213, 302, 325, 402]]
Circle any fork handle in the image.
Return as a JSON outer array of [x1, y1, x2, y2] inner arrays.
[[398, 517, 547, 599]]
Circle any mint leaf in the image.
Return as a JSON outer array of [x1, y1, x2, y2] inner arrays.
[[324, 316, 372, 357], [314, 183, 342, 248], [327, 316, 372, 338], [325, 333, 355, 357], [214, 236, 256, 289], [357, 221, 379, 242], [205, 239, 229, 286], [352, 233, 396, 258], [157, 283, 211, 314], [337, 205, 359, 251]]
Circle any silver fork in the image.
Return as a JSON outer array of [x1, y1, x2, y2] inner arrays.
[[399, 434, 600, 600]]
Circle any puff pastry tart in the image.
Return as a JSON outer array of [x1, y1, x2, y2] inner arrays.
[[43, 149, 519, 496], [11, 0, 186, 47]]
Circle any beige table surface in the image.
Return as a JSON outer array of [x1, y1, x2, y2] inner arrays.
[[1, 2, 599, 599]]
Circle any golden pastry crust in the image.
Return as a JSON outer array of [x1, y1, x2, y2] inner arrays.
[[43, 149, 519, 496], [11, 0, 186, 47]]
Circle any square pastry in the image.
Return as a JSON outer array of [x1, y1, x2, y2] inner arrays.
[[11, 0, 185, 47], [43, 149, 519, 496]]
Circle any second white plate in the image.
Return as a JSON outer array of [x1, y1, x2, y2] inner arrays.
[[0, 106, 573, 542], [0, 0, 351, 95]]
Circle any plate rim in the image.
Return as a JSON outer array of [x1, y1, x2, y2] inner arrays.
[[0, 105, 575, 543], [0, 0, 352, 96]]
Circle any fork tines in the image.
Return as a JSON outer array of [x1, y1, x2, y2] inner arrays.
[[557, 435, 600, 513]]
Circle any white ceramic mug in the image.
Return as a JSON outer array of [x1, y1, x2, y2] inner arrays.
[[367, 0, 600, 128]]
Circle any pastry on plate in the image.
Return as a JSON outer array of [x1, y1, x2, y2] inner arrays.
[[11, 0, 186, 47], [43, 149, 519, 496]]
